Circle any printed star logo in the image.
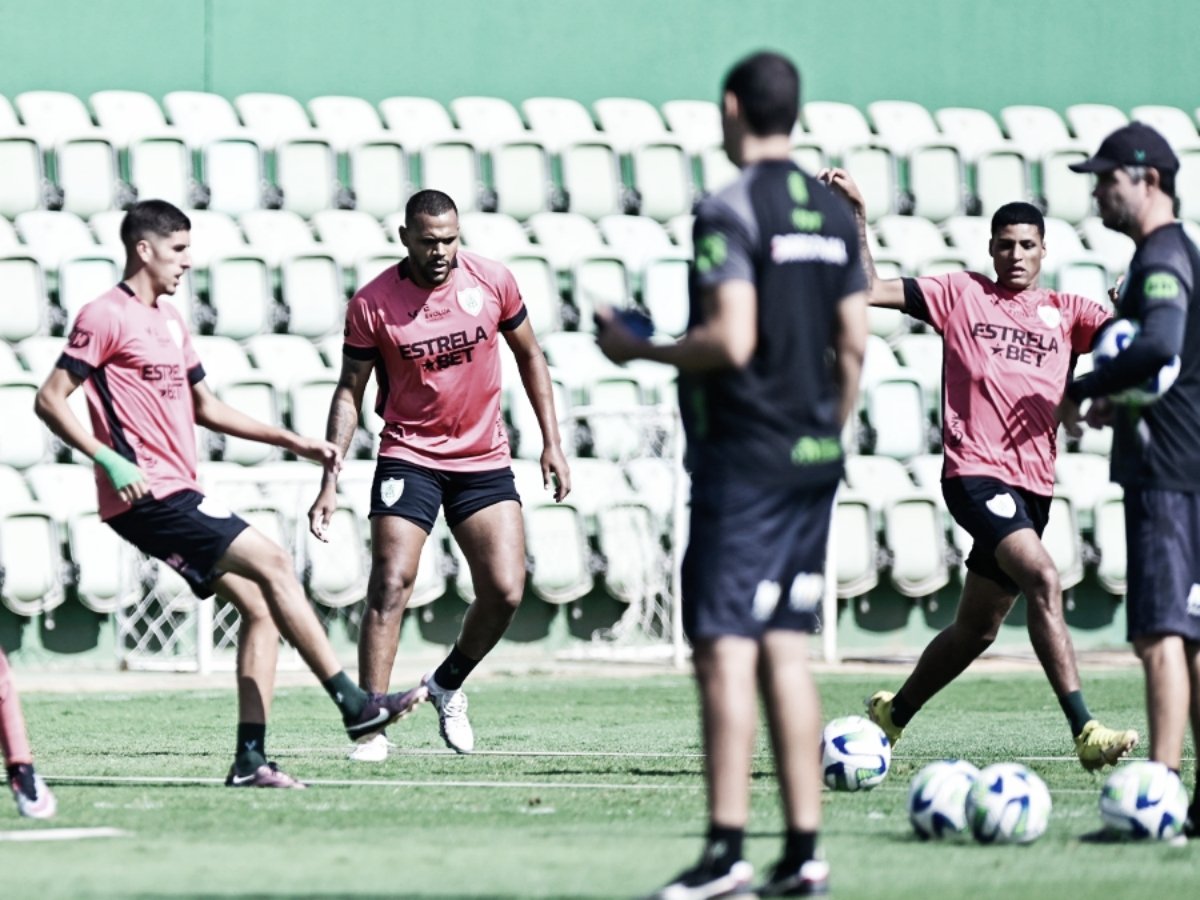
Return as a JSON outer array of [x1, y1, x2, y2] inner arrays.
[[423, 360, 435, 371]]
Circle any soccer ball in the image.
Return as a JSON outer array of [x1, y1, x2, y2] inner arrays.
[[908, 760, 980, 840], [820, 715, 891, 792], [965, 763, 1052, 844], [1091, 318, 1180, 405], [1099, 761, 1189, 840]]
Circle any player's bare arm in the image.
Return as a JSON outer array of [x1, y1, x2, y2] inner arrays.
[[34, 367, 150, 504], [503, 320, 571, 501], [308, 355, 374, 538], [597, 281, 758, 372], [834, 290, 869, 428], [818, 167, 906, 310]]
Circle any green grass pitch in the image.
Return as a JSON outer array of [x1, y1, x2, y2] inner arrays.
[[1, 668, 1194, 898]]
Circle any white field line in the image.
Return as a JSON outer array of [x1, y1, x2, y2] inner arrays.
[[0, 827, 129, 842], [46, 774, 707, 791]]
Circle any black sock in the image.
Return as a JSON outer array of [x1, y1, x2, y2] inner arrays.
[[1058, 691, 1092, 737], [235, 723, 267, 773], [702, 823, 744, 871], [891, 691, 919, 728], [322, 671, 367, 718], [6, 763, 36, 797], [779, 829, 818, 871], [433, 644, 480, 691]]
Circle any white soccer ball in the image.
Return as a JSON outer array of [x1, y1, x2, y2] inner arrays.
[[1091, 318, 1180, 405], [908, 759, 980, 840], [1099, 761, 1189, 841], [820, 715, 891, 792], [965, 763, 1052, 844]]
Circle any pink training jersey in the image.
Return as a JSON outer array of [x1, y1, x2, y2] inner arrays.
[[344, 251, 527, 471], [911, 271, 1110, 495], [59, 284, 205, 520]]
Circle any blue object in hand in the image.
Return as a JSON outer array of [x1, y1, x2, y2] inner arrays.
[[613, 307, 655, 339]]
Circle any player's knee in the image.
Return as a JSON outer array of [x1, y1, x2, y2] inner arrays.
[[1020, 562, 1061, 608], [368, 566, 417, 614], [482, 570, 525, 611]]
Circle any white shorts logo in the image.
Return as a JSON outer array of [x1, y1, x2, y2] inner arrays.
[[197, 497, 232, 519], [1187, 584, 1200, 618], [752, 580, 782, 622], [985, 493, 1017, 519], [380, 478, 405, 507], [456, 287, 484, 317]]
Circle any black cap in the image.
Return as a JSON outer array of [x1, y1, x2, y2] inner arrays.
[[1068, 121, 1180, 174]]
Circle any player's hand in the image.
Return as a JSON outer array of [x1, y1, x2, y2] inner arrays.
[[1084, 396, 1115, 429], [294, 437, 343, 477], [117, 479, 150, 505], [307, 484, 339, 542], [594, 305, 646, 364], [542, 444, 571, 502], [1057, 394, 1083, 438], [818, 167, 867, 218], [1108, 275, 1125, 307]]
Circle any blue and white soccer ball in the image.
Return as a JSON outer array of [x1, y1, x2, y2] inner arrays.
[[908, 760, 980, 841], [1099, 761, 1189, 841], [1091, 318, 1181, 405], [965, 763, 1052, 844], [820, 715, 891, 792]]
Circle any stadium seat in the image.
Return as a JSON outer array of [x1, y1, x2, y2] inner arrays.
[[536, 331, 629, 403], [205, 252, 276, 339], [1079, 216, 1135, 275], [490, 139, 556, 220], [303, 504, 369, 608], [0, 464, 35, 514], [87, 209, 125, 252], [378, 96, 460, 150], [504, 367, 571, 460], [450, 96, 529, 150], [874, 214, 950, 272], [348, 137, 412, 220], [974, 146, 1033, 218], [521, 96, 600, 153], [641, 254, 690, 338], [310, 208, 392, 269], [163, 90, 244, 148], [665, 213, 694, 254], [1177, 146, 1200, 222], [15, 209, 96, 270], [867, 305, 906, 340], [560, 140, 626, 221], [1044, 494, 1085, 590], [0, 94, 17, 130], [908, 143, 967, 222], [790, 139, 827, 176], [842, 143, 900, 222], [459, 211, 532, 259], [527, 211, 607, 273], [14, 335, 66, 381], [1041, 216, 1091, 277], [405, 516, 449, 608], [191, 334, 254, 390], [867, 100, 942, 157], [0, 507, 65, 617], [418, 139, 485, 214], [279, 251, 344, 338], [584, 374, 651, 460], [1056, 259, 1111, 306], [69, 510, 137, 613], [200, 134, 267, 216], [234, 92, 315, 149], [698, 144, 741, 195], [245, 333, 332, 395], [661, 99, 723, 155], [1064, 103, 1128, 152], [186, 209, 248, 269], [0, 131, 48, 218], [597, 214, 676, 273], [55, 130, 127, 218], [802, 101, 873, 159], [57, 250, 121, 328], [505, 253, 562, 336], [0, 376, 49, 469], [883, 494, 950, 598], [24, 461, 99, 521], [834, 489, 880, 599], [593, 97, 671, 153], [934, 107, 1011, 162], [1055, 451, 1112, 533], [890, 331, 942, 411], [239, 209, 318, 266], [595, 501, 664, 604], [860, 333, 903, 389], [307, 95, 386, 152], [907, 453, 945, 493], [212, 377, 281, 464], [843, 453, 916, 514], [631, 141, 695, 222], [89, 90, 171, 147], [572, 255, 631, 329], [354, 250, 405, 292], [942, 215, 995, 274], [1041, 145, 1093, 224], [14, 90, 96, 148], [0, 253, 50, 342], [1130, 105, 1200, 149], [863, 376, 928, 461], [274, 135, 340, 218], [1000, 105, 1074, 162], [127, 133, 195, 210], [1092, 487, 1126, 596], [0, 342, 22, 379], [288, 374, 338, 443]]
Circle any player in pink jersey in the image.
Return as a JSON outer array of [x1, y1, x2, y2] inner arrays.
[[822, 169, 1138, 770], [308, 190, 571, 759], [1, 648, 55, 818], [35, 201, 429, 789]]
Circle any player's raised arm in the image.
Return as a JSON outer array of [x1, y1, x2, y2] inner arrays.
[[819, 167, 907, 310]]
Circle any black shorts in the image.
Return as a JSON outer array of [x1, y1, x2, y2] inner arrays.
[[369, 458, 521, 532], [681, 476, 836, 642], [943, 476, 1051, 594], [106, 490, 249, 599], [1124, 487, 1200, 642]]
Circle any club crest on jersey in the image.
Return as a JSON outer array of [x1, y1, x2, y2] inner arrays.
[[166, 319, 185, 349], [380, 478, 405, 506], [456, 287, 484, 317], [1037, 306, 1062, 328]]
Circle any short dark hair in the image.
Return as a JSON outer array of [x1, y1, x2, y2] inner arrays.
[[990, 201, 1044, 238], [722, 51, 799, 137], [119, 200, 191, 252], [405, 189, 458, 225]]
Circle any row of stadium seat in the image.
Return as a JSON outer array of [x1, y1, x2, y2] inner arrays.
[[6, 91, 1200, 228]]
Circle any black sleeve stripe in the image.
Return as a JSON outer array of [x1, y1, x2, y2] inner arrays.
[[499, 304, 528, 332], [901, 277, 932, 324], [56, 353, 93, 380], [187, 363, 206, 385], [343, 343, 380, 361]]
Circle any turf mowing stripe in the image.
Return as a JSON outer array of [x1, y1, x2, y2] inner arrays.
[[45, 774, 709, 791], [0, 827, 129, 842]]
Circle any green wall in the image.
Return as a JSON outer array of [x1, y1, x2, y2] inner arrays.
[[0, 0, 1195, 116]]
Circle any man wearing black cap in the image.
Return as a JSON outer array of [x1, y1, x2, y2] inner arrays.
[[1062, 121, 1200, 835]]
